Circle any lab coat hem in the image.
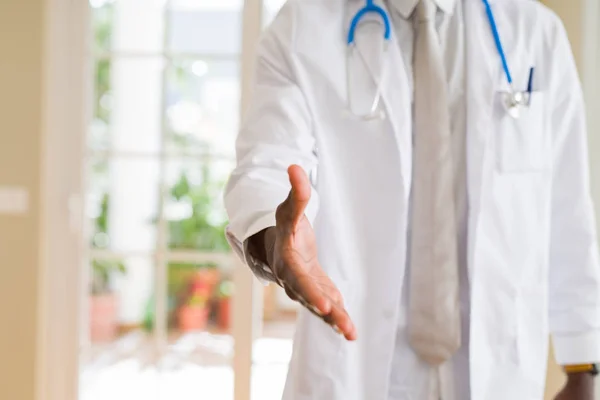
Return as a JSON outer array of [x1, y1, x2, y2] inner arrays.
[[552, 331, 600, 365]]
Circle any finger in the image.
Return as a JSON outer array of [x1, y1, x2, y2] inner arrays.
[[291, 274, 333, 316], [324, 302, 357, 341], [278, 165, 311, 228], [287, 275, 356, 340], [318, 279, 344, 306]]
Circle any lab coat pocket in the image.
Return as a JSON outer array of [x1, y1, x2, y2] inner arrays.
[[495, 92, 549, 173]]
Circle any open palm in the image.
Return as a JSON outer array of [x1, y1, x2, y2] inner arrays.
[[270, 165, 356, 340]]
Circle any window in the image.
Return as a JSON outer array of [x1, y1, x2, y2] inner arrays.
[[82, 1, 291, 400]]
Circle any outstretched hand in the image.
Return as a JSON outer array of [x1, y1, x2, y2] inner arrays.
[[269, 165, 357, 340]]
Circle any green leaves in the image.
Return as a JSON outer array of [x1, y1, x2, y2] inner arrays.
[[91, 259, 126, 295], [167, 168, 231, 252], [91, 192, 126, 295], [217, 279, 234, 299]]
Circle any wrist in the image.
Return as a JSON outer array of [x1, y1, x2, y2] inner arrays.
[[566, 371, 596, 381], [247, 227, 277, 269], [263, 227, 277, 270], [565, 371, 595, 396]]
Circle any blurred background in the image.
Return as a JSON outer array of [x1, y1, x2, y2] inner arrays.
[[0, 1, 598, 400], [81, 1, 296, 400]]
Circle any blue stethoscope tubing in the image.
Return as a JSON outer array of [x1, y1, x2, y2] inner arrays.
[[480, 0, 513, 86], [345, 0, 392, 119], [347, 0, 392, 45], [346, 0, 515, 97]]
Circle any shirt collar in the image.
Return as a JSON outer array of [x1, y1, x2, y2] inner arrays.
[[386, 0, 456, 19]]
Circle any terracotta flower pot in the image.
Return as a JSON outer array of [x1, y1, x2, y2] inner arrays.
[[194, 269, 221, 293], [217, 298, 231, 331], [90, 293, 118, 343], [178, 305, 209, 332]]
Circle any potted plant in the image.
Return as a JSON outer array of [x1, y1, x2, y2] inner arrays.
[[166, 169, 231, 252], [193, 262, 221, 295], [177, 274, 212, 332], [89, 193, 127, 342], [216, 278, 234, 331], [90, 259, 126, 342], [160, 167, 231, 331]]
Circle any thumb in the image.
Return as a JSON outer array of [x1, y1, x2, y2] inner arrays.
[[280, 165, 311, 228]]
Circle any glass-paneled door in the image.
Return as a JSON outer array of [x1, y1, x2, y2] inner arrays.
[[80, 1, 291, 399]]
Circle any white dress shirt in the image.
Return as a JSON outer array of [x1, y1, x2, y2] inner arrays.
[[385, 1, 470, 399]]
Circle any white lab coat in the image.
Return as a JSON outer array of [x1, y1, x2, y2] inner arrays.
[[224, 0, 600, 399]]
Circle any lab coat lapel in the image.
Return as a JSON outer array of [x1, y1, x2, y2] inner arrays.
[[345, 0, 413, 196], [464, 0, 501, 280]]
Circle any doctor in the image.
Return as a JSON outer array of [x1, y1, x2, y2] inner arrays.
[[224, 0, 600, 399]]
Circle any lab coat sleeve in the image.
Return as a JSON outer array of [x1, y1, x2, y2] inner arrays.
[[548, 20, 600, 365], [223, 4, 319, 279]]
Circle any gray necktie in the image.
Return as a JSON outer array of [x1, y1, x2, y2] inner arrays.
[[408, 0, 461, 366]]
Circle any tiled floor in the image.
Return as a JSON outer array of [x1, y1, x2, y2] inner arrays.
[[80, 320, 296, 400]]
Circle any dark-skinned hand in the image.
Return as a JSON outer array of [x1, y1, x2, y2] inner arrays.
[[249, 165, 357, 341]]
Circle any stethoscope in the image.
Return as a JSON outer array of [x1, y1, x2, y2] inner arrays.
[[345, 0, 533, 120]]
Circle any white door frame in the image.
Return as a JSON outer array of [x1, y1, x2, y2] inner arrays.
[[233, 1, 265, 399], [37, 0, 89, 399]]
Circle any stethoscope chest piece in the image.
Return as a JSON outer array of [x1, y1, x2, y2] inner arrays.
[[502, 91, 530, 119]]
